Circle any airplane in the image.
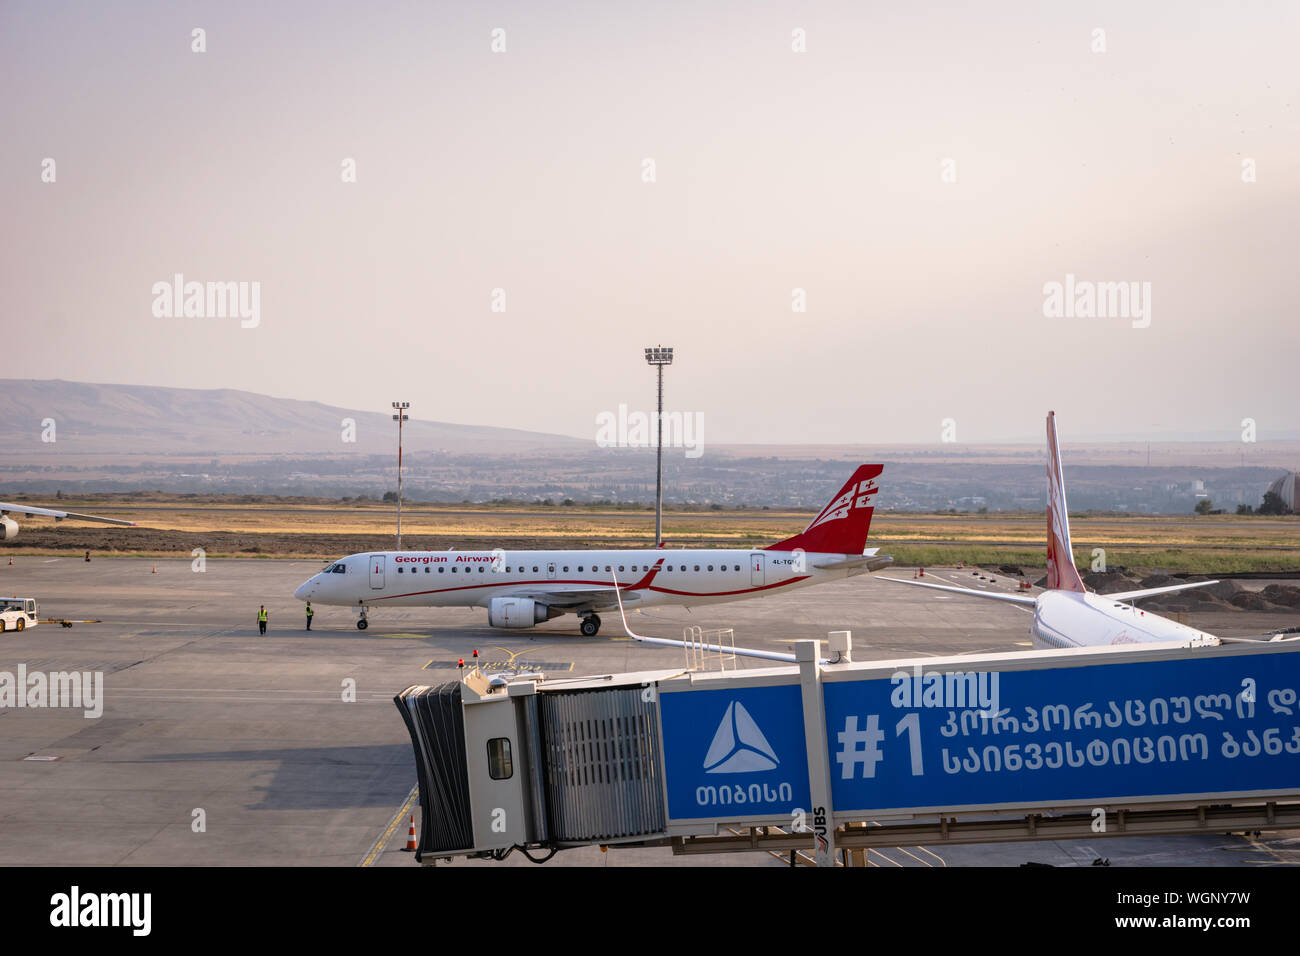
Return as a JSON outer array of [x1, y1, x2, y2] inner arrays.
[[0, 501, 136, 540], [878, 411, 1236, 649], [293, 464, 893, 635]]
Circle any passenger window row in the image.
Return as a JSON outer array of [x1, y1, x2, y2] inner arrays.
[[391, 562, 744, 576]]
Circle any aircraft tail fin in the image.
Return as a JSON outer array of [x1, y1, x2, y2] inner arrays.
[[1046, 411, 1086, 592], [767, 464, 883, 555]]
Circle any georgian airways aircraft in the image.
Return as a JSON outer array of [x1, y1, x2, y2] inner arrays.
[[294, 464, 892, 635], [0, 502, 136, 540], [879, 411, 1236, 649]]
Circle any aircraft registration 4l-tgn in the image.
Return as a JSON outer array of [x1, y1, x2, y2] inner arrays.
[[293, 465, 891, 635]]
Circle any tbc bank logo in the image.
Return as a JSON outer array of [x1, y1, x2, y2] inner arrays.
[[703, 701, 780, 773]]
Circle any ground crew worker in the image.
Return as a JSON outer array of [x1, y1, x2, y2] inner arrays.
[[305, 601, 314, 631], [258, 605, 268, 635]]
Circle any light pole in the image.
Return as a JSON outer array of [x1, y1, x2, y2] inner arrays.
[[392, 402, 409, 550], [643, 346, 673, 546]]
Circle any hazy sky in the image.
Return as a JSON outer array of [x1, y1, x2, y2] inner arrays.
[[3, 1, 1297, 444]]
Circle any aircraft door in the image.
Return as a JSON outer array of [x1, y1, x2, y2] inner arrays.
[[750, 553, 764, 587], [370, 554, 385, 589]]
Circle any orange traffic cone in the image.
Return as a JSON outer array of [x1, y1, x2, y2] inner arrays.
[[919, 567, 925, 577], [402, 815, 416, 851], [152, 565, 156, 574]]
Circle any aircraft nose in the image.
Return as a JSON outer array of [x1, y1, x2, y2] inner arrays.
[[294, 578, 314, 601]]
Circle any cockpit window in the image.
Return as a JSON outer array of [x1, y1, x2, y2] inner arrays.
[[332, 564, 347, 574]]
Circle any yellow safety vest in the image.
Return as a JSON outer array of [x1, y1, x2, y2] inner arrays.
[[258, 609, 268, 622]]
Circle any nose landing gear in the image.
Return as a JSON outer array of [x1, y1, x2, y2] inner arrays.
[[356, 606, 369, 630], [579, 614, 601, 637]]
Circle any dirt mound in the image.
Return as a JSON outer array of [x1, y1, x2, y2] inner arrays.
[[1081, 570, 1138, 594], [1231, 590, 1272, 611], [1260, 584, 1300, 608]]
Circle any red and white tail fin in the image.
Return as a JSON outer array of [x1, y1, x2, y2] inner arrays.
[[767, 464, 883, 555], [1046, 411, 1086, 592]]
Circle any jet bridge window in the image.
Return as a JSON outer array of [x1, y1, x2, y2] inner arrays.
[[487, 738, 513, 780]]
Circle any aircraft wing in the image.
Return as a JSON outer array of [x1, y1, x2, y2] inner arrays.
[[1106, 580, 1220, 603], [507, 585, 646, 609], [0, 502, 136, 526], [1217, 633, 1300, 644], [876, 575, 1039, 606]]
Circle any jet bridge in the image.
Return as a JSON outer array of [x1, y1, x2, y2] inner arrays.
[[395, 634, 1300, 866]]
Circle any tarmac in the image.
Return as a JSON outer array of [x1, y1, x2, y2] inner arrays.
[[0, 556, 1296, 867]]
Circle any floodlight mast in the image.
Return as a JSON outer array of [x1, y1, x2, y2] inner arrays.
[[392, 402, 410, 549], [643, 346, 673, 546]]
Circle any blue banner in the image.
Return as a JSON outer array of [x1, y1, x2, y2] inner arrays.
[[823, 650, 1300, 813]]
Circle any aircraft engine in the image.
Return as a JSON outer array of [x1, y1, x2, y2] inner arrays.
[[0, 517, 17, 540], [488, 597, 555, 628]]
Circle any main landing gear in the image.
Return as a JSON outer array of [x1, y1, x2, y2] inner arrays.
[[579, 614, 601, 637]]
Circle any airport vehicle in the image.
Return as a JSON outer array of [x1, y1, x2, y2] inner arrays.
[[879, 412, 1229, 649], [294, 464, 892, 634], [0, 501, 135, 540], [0, 598, 39, 632]]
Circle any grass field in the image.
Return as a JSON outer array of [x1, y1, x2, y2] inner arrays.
[[5, 498, 1298, 573]]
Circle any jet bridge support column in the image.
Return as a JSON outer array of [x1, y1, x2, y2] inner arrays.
[[797, 640, 836, 867]]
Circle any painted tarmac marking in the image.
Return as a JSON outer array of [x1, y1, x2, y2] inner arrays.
[[359, 783, 419, 867]]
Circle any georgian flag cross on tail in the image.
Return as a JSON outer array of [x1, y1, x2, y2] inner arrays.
[[766, 466, 881, 555]]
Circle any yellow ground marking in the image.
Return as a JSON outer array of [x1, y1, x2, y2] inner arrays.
[[374, 632, 430, 640], [359, 784, 419, 867], [490, 644, 557, 664]]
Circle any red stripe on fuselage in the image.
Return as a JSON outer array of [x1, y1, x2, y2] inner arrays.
[[366, 574, 809, 603]]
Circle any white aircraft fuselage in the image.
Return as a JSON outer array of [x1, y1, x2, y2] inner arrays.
[[1031, 589, 1217, 649], [294, 547, 882, 633]]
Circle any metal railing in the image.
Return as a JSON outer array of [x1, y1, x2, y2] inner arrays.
[[682, 625, 737, 671]]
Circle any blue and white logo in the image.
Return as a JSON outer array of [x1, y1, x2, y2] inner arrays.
[[704, 701, 779, 773], [660, 685, 811, 821]]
